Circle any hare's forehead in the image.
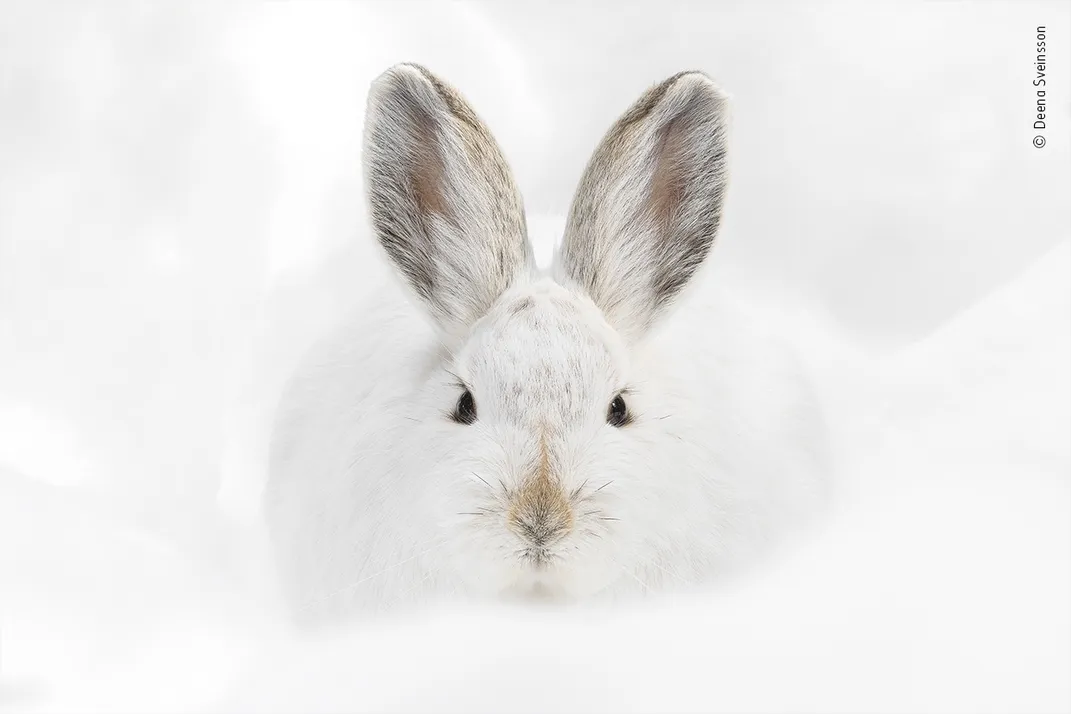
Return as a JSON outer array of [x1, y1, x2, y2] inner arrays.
[[465, 290, 619, 390]]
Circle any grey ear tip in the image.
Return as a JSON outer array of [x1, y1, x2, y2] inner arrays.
[[366, 63, 450, 123], [670, 70, 731, 105], [368, 62, 447, 109], [392, 62, 435, 81], [370, 62, 437, 96]]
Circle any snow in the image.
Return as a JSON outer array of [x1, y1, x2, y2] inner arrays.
[[1, 2, 1068, 713]]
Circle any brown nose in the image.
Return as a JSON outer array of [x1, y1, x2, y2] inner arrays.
[[507, 435, 574, 548]]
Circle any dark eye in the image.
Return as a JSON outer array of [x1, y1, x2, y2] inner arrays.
[[607, 393, 631, 427], [453, 389, 477, 425]]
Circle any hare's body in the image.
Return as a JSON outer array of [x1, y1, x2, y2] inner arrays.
[[265, 273, 825, 616], [264, 64, 827, 618], [265, 279, 440, 614]]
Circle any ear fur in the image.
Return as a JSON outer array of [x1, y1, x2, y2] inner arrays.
[[363, 63, 533, 340], [553, 71, 730, 343]]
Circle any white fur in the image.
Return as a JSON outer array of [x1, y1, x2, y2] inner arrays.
[[262, 65, 828, 619]]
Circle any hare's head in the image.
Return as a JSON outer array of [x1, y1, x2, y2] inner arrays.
[[363, 64, 729, 598]]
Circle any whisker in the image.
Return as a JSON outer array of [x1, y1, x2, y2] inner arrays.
[[471, 472, 493, 490], [580, 507, 619, 523], [569, 478, 590, 502], [593, 480, 614, 494]]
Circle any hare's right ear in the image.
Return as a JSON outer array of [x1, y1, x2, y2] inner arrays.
[[363, 63, 533, 342], [554, 71, 730, 344]]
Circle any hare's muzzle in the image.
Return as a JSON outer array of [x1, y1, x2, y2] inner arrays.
[[505, 443, 574, 566]]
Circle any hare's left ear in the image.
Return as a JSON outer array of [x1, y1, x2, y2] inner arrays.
[[363, 63, 533, 341], [553, 71, 730, 343]]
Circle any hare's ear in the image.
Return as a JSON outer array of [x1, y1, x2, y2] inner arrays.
[[363, 63, 533, 340], [553, 71, 730, 343]]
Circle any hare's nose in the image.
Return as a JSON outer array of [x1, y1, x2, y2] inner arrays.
[[506, 434, 574, 549], [507, 473, 574, 548]]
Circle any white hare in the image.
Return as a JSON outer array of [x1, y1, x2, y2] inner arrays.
[[263, 64, 827, 618]]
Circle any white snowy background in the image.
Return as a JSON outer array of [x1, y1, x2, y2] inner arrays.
[[1, 2, 1069, 712]]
